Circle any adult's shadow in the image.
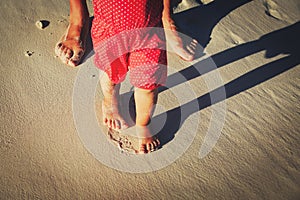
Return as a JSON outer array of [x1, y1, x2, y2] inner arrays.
[[155, 22, 300, 146], [172, 0, 252, 51], [81, 16, 94, 63]]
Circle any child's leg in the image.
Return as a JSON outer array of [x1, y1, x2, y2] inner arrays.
[[134, 87, 160, 154], [100, 72, 128, 130]]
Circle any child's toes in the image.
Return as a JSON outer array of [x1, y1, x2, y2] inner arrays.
[[139, 144, 147, 154], [153, 139, 160, 148], [146, 143, 152, 152], [150, 141, 160, 152], [114, 120, 121, 130], [106, 119, 112, 128], [103, 117, 107, 125]]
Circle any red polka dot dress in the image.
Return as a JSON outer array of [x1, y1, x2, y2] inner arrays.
[[91, 0, 167, 90]]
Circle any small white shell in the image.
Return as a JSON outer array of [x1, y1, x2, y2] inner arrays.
[[35, 20, 49, 30], [35, 21, 44, 29]]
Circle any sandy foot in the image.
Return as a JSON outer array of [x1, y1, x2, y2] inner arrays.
[[55, 24, 88, 67], [100, 73, 129, 130], [107, 127, 160, 154], [163, 17, 198, 61], [102, 100, 129, 130], [136, 125, 160, 154]]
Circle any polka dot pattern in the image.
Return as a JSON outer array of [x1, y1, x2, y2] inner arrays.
[[91, 0, 167, 90]]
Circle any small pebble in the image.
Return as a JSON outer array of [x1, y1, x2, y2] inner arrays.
[[25, 51, 34, 57], [35, 20, 50, 30]]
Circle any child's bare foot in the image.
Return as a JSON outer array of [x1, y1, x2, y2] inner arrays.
[[163, 17, 197, 61], [55, 22, 89, 67], [102, 99, 128, 130], [100, 73, 128, 130], [136, 125, 160, 154]]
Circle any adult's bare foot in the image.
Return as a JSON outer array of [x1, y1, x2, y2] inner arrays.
[[163, 17, 198, 61], [55, 21, 89, 67], [136, 125, 160, 154]]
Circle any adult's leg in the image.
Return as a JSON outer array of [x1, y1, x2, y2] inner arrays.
[[163, 0, 198, 61], [55, 0, 89, 67]]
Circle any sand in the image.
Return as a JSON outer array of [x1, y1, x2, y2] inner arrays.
[[0, 0, 299, 199]]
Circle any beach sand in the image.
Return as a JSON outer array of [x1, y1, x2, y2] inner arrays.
[[0, 0, 299, 199]]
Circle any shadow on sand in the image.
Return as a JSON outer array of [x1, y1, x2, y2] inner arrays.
[[173, 0, 252, 49], [156, 21, 299, 145]]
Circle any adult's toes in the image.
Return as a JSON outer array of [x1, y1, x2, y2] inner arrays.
[[68, 59, 79, 67], [62, 47, 70, 57], [55, 42, 63, 52], [186, 46, 195, 55], [65, 49, 73, 59], [74, 48, 84, 59], [68, 57, 79, 67], [56, 42, 63, 48], [55, 42, 64, 56], [58, 45, 68, 57], [69, 49, 84, 66], [191, 39, 198, 45], [60, 48, 71, 63], [188, 43, 197, 50]]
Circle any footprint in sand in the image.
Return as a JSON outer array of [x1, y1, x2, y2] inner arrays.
[[228, 31, 244, 46], [107, 128, 139, 154], [263, 0, 289, 21]]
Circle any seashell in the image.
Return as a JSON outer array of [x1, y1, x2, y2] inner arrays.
[[35, 20, 50, 30]]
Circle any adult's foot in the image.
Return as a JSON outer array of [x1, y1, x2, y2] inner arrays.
[[162, 17, 198, 61], [55, 22, 89, 67], [136, 125, 160, 154]]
